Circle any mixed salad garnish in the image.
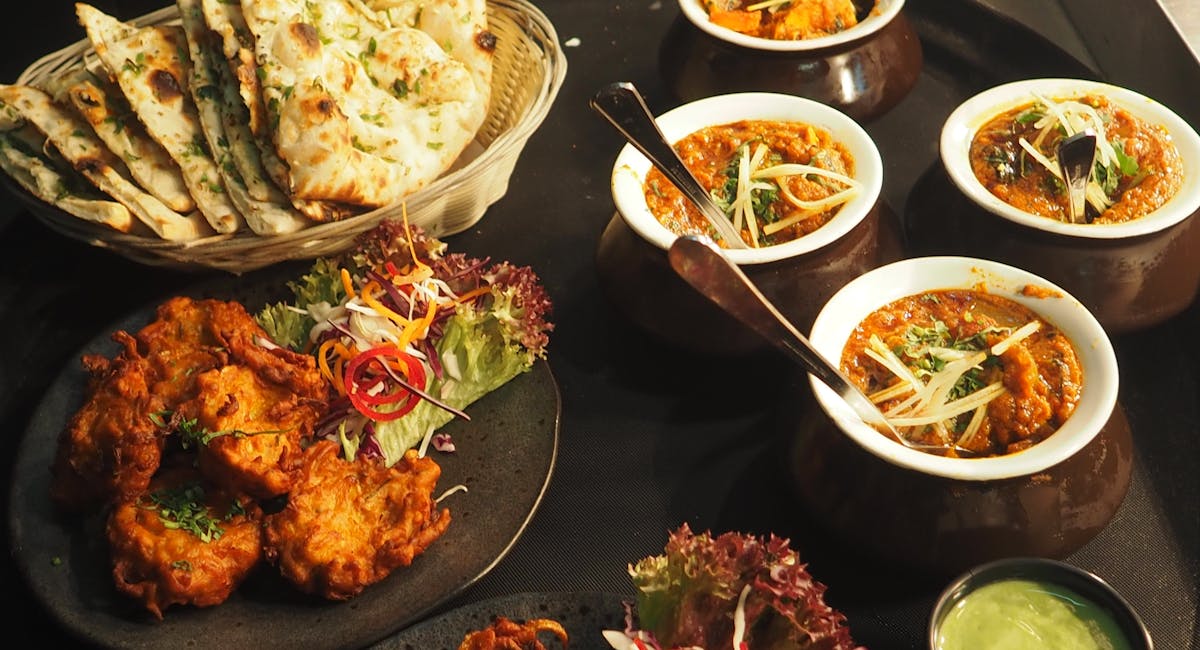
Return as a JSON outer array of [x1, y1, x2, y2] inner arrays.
[[603, 524, 861, 650], [257, 220, 553, 467]]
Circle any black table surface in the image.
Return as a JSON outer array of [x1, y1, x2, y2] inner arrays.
[[2, 1, 1197, 648]]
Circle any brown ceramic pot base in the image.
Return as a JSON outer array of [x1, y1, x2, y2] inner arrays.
[[658, 10, 923, 123], [594, 202, 905, 356], [787, 390, 1134, 578]]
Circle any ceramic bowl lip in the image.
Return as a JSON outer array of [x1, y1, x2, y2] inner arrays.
[[940, 77, 1200, 240], [676, 0, 905, 53], [807, 256, 1119, 481], [610, 92, 883, 266], [928, 557, 1153, 650]]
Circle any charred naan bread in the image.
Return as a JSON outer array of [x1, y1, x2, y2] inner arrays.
[[240, 0, 494, 207], [0, 83, 212, 240], [77, 3, 244, 234], [0, 125, 137, 233], [44, 68, 196, 214], [178, 0, 310, 235]]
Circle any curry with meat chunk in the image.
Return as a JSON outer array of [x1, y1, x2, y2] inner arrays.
[[644, 119, 860, 248], [969, 93, 1183, 224], [839, 289, 1083, 457]]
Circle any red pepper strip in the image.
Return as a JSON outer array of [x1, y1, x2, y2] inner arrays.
[[344, 346, 426, 421]]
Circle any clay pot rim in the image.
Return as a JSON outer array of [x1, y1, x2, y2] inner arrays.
[[676, 0, 906, 53], [807, 256, 1119, 481], [940, 77, 1200, 240], [610, 92, 884, 266]]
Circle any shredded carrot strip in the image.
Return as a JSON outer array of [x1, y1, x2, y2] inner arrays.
[[340, 267, 356, 300], [454, 286, 491, 304], [360, 281, 411, 327], [317, 339, 339, 387]]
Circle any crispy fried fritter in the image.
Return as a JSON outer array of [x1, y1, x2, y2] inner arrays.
[[51, 331, 167, 511], [51, 296, 326, 509], [459, 617, 569, 650], [183, 363, 324, 499], [264, 440, 451, 600], [107, 466, 263, 620]]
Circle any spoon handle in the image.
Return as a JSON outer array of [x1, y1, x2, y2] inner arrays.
[[590, 82, 747, 249], [667, 235, 895, 435]]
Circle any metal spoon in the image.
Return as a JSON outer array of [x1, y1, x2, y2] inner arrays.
[[668, 234, 977, 456], [1058, 129, 1098, 224], [589, 82, 747, 249]]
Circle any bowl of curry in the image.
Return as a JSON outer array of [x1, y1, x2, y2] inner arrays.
[[677, 0, 906, 52], [941, 78, 1200, 239], [598, 91, 899, 355], [927, 77, 1200, 333], [786, 256, 1130, 574]]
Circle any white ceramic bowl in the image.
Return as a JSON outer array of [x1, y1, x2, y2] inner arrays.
[[677, 0, 906, 53], [807, 256, 1119, 482], [610, 92, 883, 266], [940, 77, 1200, 240]]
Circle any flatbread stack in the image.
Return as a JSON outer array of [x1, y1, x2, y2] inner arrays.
[[0, 0, 494, 241]]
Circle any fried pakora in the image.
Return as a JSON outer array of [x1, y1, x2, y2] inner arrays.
[[459, 616, 569, 650], [50, 296, 326, 509], [51, 330, 167, 511], [264, 440, 451, 600], [107, 466, 263, 619]]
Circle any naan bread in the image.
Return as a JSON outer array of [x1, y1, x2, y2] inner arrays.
[[0, 125, 138, 234], [77, 3, 244, 234], [0, 84, 212, 241], [178, 0, 309, 235], [199, 0, 358, 223], [239, 0, 493, 207], [42, 68, 196, 214]]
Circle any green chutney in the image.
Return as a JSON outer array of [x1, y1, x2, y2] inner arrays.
[[935, 578, 1132, 650]]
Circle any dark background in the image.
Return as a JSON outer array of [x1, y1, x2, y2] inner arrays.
[[1, 1, 1197, 648]]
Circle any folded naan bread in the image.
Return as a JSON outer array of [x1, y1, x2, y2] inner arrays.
[[0, 125, 138, 234], [0, 84, 213, 241], [43, 68, 196, 214], [239, 0, 494, 207], [178, 0, 310, 235], [77, 3, 244, 234]]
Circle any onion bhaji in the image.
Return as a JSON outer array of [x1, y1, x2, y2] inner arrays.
[[459, 617, 569, 650], [50, 296, 326, 510], [107, 466, 263, 620], [264, 440, 451, 600]]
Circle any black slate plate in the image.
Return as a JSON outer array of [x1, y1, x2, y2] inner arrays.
[[7, 279, 561, 650], [372, 591, 630, 650]]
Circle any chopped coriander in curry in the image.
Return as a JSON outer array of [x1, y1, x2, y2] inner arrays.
[[969, 93, 1183, 224], [644, 119, 859, 248], [839, 289, 1082, 457]]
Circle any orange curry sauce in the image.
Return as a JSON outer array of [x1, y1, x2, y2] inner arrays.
[[969, 94, 1182, 224], [702, 0, 868, 40], [839, 289, 1082, 457], [643, 119, 855, 248]]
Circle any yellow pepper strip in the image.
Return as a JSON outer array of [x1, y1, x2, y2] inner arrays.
[[360, 280, 411, 327], [340, 267, 356, 300], [317, 339, 342, 394], [389, 264, 433, 286], [398, 294, 439, 350]]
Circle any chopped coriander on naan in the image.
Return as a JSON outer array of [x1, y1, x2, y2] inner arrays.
[[77, 3, 244, 234], [179, 0, 309, 235], [0, 83, 212, 240], [44, 68, 197, 214], [239, 0, 493, 207]]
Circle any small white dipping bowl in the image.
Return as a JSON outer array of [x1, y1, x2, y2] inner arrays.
[[941, 77, 1200, 240], [807, 256, 1119, 482], [610, 91, 883, 265], [677, 0, 906, 53]]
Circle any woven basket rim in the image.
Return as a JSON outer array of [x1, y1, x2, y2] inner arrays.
[[9, 0, 567, 273]]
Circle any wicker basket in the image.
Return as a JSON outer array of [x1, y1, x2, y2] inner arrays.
[[7, 0, 566, 274]]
